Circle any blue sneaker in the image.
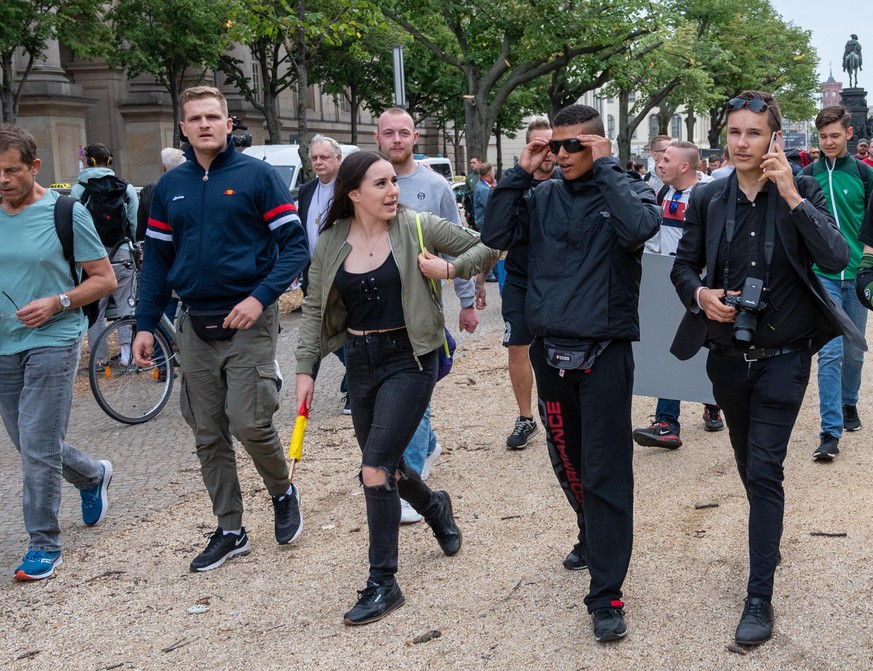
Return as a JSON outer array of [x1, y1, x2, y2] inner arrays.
[[81, 460, 113, 526], [15, 550, 62, 581]]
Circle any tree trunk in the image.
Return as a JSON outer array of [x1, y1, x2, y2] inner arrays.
[[349, 83, 359, 145], [1, 49, 34, 124], [494, 123, 503, 179], [453, 125, 464, 176], [617, 88, 631, 165], [657, 103, 672, 137], [0, 52, 15, 123], [464, 95, 493, 164], [295, 0, 311, 180], [708, 109, 723, 149], [260, 89, 280, 143], [170, 85, 181, 148], [685, 109, 697, 144]]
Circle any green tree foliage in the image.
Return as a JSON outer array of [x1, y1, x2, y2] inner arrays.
[[220, 0, 376, 162], [310, 18, 398, 145], [380, 0, 654, 160], [701, 0, 818, 148], [0, 0, 106, 123], [108, 0, 238, 143]]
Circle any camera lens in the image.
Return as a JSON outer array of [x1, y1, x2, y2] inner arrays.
[[732, 309, 757, 345]]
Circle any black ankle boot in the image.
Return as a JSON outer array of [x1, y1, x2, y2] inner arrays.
[[735, 596, 774, 645], [343, 579, 405, 625], [424, 490, 462, 556]]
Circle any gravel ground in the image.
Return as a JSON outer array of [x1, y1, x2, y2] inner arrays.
[[2, 293, 873, 670]]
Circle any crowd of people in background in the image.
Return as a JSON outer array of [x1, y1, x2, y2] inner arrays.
[[4, 80, 873, 652]]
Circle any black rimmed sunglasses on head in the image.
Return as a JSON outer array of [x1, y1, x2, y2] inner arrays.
[[726, 97, 781, 129], [549, 138, 586, 154]]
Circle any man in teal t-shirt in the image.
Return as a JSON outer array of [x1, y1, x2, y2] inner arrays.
[[0, 123, 116, 581]]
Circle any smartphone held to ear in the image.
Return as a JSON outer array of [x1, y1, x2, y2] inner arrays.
[[767, 131, 785, 154]]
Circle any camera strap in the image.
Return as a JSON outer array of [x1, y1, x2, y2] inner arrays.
[[723, 177, 777, 289]]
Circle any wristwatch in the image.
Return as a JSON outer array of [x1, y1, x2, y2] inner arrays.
[[58, 293, 72, 310]]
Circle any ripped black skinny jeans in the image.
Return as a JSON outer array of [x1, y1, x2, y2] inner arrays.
[[345, 329, 439, 582]]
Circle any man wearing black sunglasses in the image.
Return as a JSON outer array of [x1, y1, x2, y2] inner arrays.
[[483, 103, 660, 643], [671, 90, 866, 646]]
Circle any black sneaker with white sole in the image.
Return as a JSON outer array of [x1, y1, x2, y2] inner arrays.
[[591, 602, 628, 642], [506, 416, 539, 449], [273, 484, 303, 545], [343, 579, 405, 625], [843, 404, 862, 432], [563, 542, 589, 571], [632, 421, 682, 449], [813, 434, 839, 461], [190, 527, 251, 572]]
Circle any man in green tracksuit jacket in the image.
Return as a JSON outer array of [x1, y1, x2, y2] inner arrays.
[[803, 105, 873, 460]]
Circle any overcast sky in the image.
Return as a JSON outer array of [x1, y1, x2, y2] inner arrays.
[[769, 0, 864, 88]]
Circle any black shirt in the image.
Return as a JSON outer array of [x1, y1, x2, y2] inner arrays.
[[334, 253, 405, 332], [708, 186, 818, 348]]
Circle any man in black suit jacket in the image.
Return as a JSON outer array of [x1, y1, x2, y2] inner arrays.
[[671, 91, 866, 647], [298, 134, 343, 263]]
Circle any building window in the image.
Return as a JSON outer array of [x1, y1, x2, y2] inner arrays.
[[671, 114, 682, 140], [649, 114, 658, 139], [607, 115, 615, 140]]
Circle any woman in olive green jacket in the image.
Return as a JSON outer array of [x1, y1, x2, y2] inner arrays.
[[295, 151, 497, 626]]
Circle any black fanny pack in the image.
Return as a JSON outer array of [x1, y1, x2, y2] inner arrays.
[[186, 308, 237, 341], [543, 337, 611, 371]]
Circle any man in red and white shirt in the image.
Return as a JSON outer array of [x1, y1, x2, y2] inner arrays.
[[634, 141, 723, 449]]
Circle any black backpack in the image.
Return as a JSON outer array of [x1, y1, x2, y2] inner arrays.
[[79, 174, 131, 247], [54, 195, 100, 328]]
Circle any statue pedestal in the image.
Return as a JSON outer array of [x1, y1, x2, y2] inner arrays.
[[840, 88, 869, 153]]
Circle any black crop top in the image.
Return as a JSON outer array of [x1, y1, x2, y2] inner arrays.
[[334, 253, 405, 331]]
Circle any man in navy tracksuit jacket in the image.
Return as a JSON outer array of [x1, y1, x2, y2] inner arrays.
[[133, 86, 309, 573]]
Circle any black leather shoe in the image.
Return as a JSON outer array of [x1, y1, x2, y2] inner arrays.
[[343, 580, 405, 625], [735, 597, 774, 645], [425, 490, 462, 556]]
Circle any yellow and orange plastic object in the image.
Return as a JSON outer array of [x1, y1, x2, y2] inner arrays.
[[288, 402, 308, 480]]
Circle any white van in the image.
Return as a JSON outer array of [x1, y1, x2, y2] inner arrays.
[[419, 157, 454, 181], [242, 143, 359, 198]]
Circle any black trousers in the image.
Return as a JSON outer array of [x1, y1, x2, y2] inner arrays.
[[530, 338, 634, 612], [706, 349, 811, 598], [345, 330, 440, 582]]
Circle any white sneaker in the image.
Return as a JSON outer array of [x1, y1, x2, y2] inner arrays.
[[400, 499, 423, 524], [421, 443, 442, 481]]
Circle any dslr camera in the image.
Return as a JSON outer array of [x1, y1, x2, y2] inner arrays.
[[722, 277, 767, 345], [230, 116, 252, 149]]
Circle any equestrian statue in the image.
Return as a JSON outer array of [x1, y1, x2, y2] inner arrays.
[[844, 34, 862, 88]]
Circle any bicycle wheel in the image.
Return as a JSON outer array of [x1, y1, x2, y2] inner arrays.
[[88, 317, 175, 424]]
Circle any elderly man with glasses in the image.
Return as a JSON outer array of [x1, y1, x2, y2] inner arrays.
[[671, 91, 866, 646]]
